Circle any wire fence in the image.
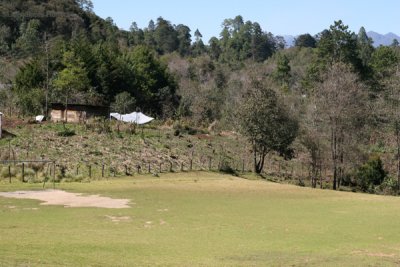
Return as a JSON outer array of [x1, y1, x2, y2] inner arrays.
[[0, 154, 333, 189]]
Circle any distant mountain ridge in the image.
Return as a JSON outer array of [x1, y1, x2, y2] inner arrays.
[[282, 31, 400, 48], [366, 31, 400, 47]]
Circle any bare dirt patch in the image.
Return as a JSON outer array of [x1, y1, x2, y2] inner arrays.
[[105, 215, 131, 222], [351, 250, 396, 258], [0, 190, 130, 209]]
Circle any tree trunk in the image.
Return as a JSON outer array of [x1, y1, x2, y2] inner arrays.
[[319, 160, 323, 189], [337, 129, 345, 190], [253, 143, 267, 174], [65, 94, 68, 123], [331, 126, 337, 190], [397, 131, 400, 191], [253, 142, 257, 173]]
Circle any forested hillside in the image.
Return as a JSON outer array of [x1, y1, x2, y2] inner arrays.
[[1, 0, 400, 194]]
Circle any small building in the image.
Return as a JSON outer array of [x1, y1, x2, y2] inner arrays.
[[50, 103, 109, 123]]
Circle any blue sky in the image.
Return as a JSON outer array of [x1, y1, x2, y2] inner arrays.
[[92, 0, 400, 42]]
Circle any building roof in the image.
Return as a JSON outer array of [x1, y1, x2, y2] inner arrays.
[[51, 103, 109, 109]]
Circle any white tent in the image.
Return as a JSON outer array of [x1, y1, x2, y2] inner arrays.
[[35, 115, 45, 122], [110, 112, 154, 125]]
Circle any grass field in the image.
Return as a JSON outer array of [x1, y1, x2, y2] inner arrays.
[[1, 172, 400, 266]]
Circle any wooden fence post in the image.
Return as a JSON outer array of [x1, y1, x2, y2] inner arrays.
[[136, 164, 141, 174], [102, 164, 105, 178], [88, 165, 92, 178], [8, 165, 11, 183], [148, 163, 151, 173], [169, 161, 173, 172], [22, 163, 25, 182], [53, 162, 56, 189], [190, 159, 193, 171], [159, 163, 162, 173]]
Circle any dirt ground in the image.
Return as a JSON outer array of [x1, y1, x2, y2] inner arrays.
[[0, 190, 130, 208]]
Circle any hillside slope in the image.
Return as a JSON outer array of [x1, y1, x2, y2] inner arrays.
[[0, 118, 255, 177]]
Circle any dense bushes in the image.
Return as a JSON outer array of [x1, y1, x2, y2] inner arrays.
[[354, 155, 387, 192]]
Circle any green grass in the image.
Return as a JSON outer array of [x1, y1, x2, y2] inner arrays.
[[1, 172, 400, 266]]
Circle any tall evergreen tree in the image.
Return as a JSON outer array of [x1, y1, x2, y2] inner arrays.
[[176, 24, 191, 56], [154, 17, 179, 54], [295, 34, 317, 48], [193, 29, 206, 56], [357, 27, 374, 67], [317, 20, 361, 70], [273, 54, 291, 88]]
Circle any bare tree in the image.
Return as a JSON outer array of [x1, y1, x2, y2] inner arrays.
[[384, 64, 400, 189], [316, 62, 367, 190], [301, 102, 326, 188]]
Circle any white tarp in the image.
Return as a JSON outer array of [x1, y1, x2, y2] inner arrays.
[[110, 112, 154, 125], [35, 115, 45, 122]]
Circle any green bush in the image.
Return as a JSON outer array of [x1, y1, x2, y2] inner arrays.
[[377, 176, 398, 195], [355, 155, 387, 192], [173, 121, 208, 136], [57, 128, 76, 137], [0, 166, 16, 178], [219, 160, 238, 176]]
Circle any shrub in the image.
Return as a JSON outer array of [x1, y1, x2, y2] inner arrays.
[[174, 129, 180, 136], [377, 176, 398, 195], [355, 155, 387, 192], [297, 179, 305, 187], [0, 166, 16, 178], [172, 121, 207, 136], [57, 128, 76, 137], [219, 160, 238, 176]]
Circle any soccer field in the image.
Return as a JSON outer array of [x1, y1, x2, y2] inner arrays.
[[1, 172, 400, 266]]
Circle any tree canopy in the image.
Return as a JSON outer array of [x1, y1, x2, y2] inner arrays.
[[239, 79, 298, 174]]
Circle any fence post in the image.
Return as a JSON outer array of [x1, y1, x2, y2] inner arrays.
[[8, 165, 11, 183], [169, 161, 173, 172], [125, 165, 129, 176], [76, 165, 79, 176], [88, 165, 92, 178], [102, 164, 105, 178], [242, 159, 245, 173], [53, 162, 56, 189], [22, 163, 25, 182], [159, 162, 162, 173], [148, 163, 151, 173], [190, 159, 193, 171], [136, 164, 141, 174], [181, 162, 184, 172]]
